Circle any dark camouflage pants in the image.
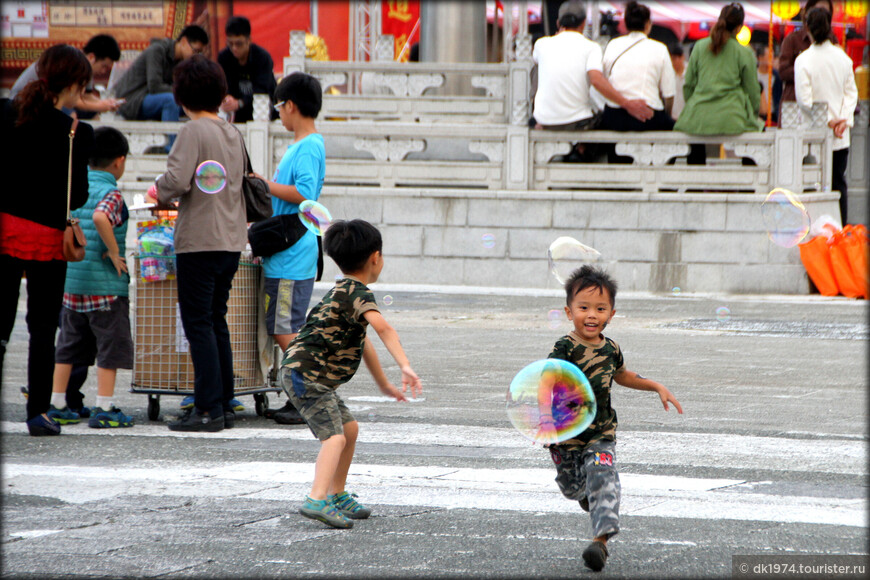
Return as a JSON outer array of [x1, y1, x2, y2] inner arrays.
[[549, 440, 620, 539]]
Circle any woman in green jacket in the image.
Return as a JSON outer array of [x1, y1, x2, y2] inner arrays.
[[674, 3, 763, 164]]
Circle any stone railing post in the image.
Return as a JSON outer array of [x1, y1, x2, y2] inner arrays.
[[244, 121, 271, 176], [283, 30, 307, 76]]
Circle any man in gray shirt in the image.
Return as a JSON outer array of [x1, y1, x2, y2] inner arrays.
[[112, 25, 208, 122]]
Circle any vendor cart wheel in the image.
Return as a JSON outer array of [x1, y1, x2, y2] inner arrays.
[[147, 395, 160, 421], [254, 393, 269, 416]]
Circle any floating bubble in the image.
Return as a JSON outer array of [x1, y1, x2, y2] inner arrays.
[[548, 237, 602, 285], [547, 309, 563, 330], [715, 306, 731, 322], [672, 286, 681, 296], [382, 295, 394, 306], [760, 188, 810, 248], [334, 274, 343, 281], [195, 160, 227, 194], [298, 199, 332, 236], [506, 359, 597, 445], [482, 233, 496, 249]]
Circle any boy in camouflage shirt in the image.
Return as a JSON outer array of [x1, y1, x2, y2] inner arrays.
[[547, 265, 682, 572], [281, 219, 422, 529]]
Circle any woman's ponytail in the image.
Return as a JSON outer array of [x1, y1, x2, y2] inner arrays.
[[709, 2, 745, 56], [13, 44, 91, 126]]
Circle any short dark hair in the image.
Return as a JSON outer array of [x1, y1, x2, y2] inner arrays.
[[806, 6, 831, 44], [178, 24, 209, 46], [564, 265, 618, 307], [324, 219, 383, 273], [668, 43, 684, 57], [624, 1, 651, 32], [225, 16, 251, 37], [274, 72, 322, 118], [83, 34, 121, 61], [90, 126, 129, 169], [173, 54, 226, 113], [557, 13, 585, 29]]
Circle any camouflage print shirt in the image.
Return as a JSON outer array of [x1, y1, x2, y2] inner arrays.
[[281, 276, 379, 388], [548, 331, 625, 448]]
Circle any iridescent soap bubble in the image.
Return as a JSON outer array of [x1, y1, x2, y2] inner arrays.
[[482, 233, 496, 249], [547, 309, 563, 330], [760, 188, 810, 248], [506, 359, 597, 445], [715, 306, 731, 322], [548, 237, 602, 285], [298, 199, 332, 236], [195, 160, 227, 194], [382, 295, 394, 306], [672, 287, 681, 296]]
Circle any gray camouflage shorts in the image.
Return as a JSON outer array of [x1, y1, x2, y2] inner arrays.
[[281, 369, 354, 441]]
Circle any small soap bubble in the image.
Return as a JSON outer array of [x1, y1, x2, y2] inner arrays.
[[548, 237, 602, 285], [506, 359, 597, 445], [334, 274, 343, 281], [672, 286, 681, 296], [547, 309, 563, 330], [298, 199, 332, 236], [383, 295, 394, 306], [715, 306, 731, 322], [195, 160, 227, 194], [760, 188, 810, 248], [814, 182, 822, 192], [482, 233, 496, 249]]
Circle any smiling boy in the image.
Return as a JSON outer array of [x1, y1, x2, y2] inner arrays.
[[547, 265, 683, 572]]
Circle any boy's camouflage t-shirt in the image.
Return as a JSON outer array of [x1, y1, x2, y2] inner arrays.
[[548, 331, 625, 448], [281, 276, 379, 388]]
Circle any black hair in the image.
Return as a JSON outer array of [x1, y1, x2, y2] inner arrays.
[[225, 16, 252, 37], [178, 24, 209, 46], [90, 126, 129, 169], [557, 13, 585, 30], [15, 44, 92, 127], [173, 54, 226, 113], [806, 7, 831, 44], [83, 34, 121, 61], [624, 1, 651, 32], [564, 265, 618, 307], [669, 43, 684, 57], [274, 72, 322, 118], [710, 2, 744, 55], [324, 219, 383, 273], [804, 0, 834, 20]]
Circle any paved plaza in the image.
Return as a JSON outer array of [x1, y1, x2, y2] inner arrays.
[[2, 282, 868, 578]]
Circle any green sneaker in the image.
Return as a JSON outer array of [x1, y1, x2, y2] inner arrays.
[[329, 491, 371, 519], [88, 406, 134, 428], [299, 496, 353, 529], [46, 405, 81, 425]]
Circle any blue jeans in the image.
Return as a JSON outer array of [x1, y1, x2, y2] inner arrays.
[[139, 93, 181, 151]]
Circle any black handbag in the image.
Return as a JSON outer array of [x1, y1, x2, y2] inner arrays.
[[248, 214, 325, 281], [238, 131, 272, 222]]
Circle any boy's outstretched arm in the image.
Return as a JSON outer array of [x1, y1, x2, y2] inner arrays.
[[362, 310, 422, 398], [614, 369, 683, 414], [362, 338, 407, 402]]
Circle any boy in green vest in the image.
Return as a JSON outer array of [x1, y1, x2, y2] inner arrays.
[[48, 127, 134, 429]]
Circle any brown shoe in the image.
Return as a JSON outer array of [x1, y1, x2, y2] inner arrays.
[[582, 540, 609, 572]]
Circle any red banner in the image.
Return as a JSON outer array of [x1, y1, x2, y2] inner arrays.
[[381, 0, 419, 61]]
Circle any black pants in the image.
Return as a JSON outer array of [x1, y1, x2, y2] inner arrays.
[[600, 106, 675, 164], [0, 254, 66, 420], [176, 251, 240, 419], [832, 148, 849, 225]]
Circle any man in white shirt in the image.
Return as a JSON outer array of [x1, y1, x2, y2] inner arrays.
[[531, 1, 652, 133], [795, 7, 858, 223]]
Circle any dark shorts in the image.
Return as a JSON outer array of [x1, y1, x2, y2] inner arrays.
[[55, 297, 133, 369], [264, 277, 314, 335], [281, 369, 354, 441]]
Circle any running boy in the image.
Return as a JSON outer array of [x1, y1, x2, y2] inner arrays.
[[281, 219, 422, 529], [49, 126, 134, 429], [548, 265, 682, 571]]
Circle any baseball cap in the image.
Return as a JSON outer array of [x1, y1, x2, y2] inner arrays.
[[558, 1, 586, 21]]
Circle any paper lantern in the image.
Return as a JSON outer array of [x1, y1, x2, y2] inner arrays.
[[772, 1, 801, 20], [844, 1, 868, 19], [736, 25, 752, 46]]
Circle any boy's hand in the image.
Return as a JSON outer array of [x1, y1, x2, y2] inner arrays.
[[145, 183, 158, 204], [378, 381, 407, 402], [537, 417, 558, 446], [103, 250, 128, 276], [656, 385, 683, 414], [400, 365, 422, 399]]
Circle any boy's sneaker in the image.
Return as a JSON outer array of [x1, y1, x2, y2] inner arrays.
[[329, 491, 371, 519], [582, 540, 609, 572], [168, 409, 224, 432], [26, 414, 61, 436], [229, 398, 245, 412], [179, 396, 195, 410], [299, 496, 353, 529], [46, 405, 81, 425], [70, 406, 91, 419], [88, 406, 134, 429]]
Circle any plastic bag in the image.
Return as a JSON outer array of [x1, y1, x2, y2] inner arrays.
[[799, 235, 839, 296], [137, 219, 176, 282]]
